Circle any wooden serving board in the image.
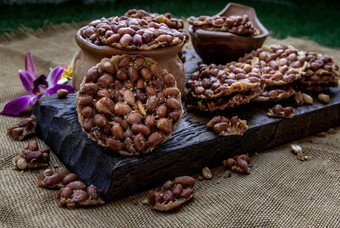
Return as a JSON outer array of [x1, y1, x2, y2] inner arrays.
[[32, 51, 340, 201]]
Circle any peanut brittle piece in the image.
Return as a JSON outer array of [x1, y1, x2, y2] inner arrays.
[[253, 85, 296, 102], [144, 176, 195, 211], [12, 141, 50, 170], [7, 115, 37, 141], [300, 52, 339, 88], [76, 55, 183, 156], [239, 44, 308, 86], [185, 86, 262, 111], [207, 115, 248, 136], [223, 154, 252, 174], [185, 62, 263, 100], [267, 104, 294, 118], [37, 167, 78, 189], [58, 184, 105, 209]]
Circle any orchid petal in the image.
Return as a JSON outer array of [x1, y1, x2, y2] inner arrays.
[[0, 95, 36, 116], [45, 84, 74, 94], [19, 70, 36, 95], [25, 52, 37, 77], [47, 67, 64, 88]]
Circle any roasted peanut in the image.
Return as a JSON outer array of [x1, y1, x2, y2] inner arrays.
[[166, 97, 181, 110], [101, 60, 115, 74], [111, 124, 125, 140], [131, 124, 151, 136], [202, 167, 212, 179], [66, 181, 87, 190], [125, 112, 143, 125], [116, 69, 128, 81], [128, 66, 139, 82], [133, 133, 147, 152], [114, 102, 132, 115], [146, 96, 159, 112], [148, 131, 165, 147], [98, 74, 114, 88], [318, 93, 330, 103], [78, 95, 93, 106], [165, 87, 180, 97], [155, 104, 168, 118], [93, 114, 107, 128], [157, 118, 173, 134], [95, 97, 114, 115], [174, 176, 195, 188], [140, 67, 151, 80], [105, 137, 122, 151], [123, 89, 136, 106], [112, 116, 129, 130], [62, 173, 79, 185], [144, 115, 156, 127], [163, 73, 176, 87]]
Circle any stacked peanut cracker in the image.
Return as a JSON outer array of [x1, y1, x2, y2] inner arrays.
[[185, 44, 340, 112], [185, 62, 263, 111]]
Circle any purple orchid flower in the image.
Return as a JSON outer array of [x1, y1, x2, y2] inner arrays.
[[1, 52, 74, 116]]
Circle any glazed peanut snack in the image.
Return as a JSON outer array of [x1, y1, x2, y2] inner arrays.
[[38, 167, 78, 189], [239, 44, 308, 102], [298, 52, 339, 92], [7, 115, 37, 141], [38, 168, 105, 209], [123, 9, 184, 29], [144, 176, 195, 211], [187, 15, 259, 36], [58, 184, 105, 210], [223, 154, 252, 174], [81, 16, 187, 50], [12, 141, 50, 170], [207, 115, 248, 136], [185, 62, 264, 111], [76, 55, 183, 155], [267, 104, 294, 118]]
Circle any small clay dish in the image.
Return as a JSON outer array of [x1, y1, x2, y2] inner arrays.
[[188, 3, 269, 64], [73, 27, 185, 93]]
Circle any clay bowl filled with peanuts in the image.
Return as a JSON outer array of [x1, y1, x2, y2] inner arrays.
[[73, 10, 188, 93], [188, 3, 269, 64]]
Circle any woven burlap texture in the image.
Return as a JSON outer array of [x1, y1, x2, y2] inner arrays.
[[0, 25, 339, 227]]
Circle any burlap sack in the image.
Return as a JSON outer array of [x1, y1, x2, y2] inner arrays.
[[0, 25, 339, 227]]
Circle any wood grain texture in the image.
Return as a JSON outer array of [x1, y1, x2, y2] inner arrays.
[[32, 51, 340, 201]]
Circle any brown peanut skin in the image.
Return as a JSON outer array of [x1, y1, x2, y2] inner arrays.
[[133, 133, 147, 152], [59, 186, 73, 199], [180, 188, 194, 199], [62, 173, 79, 185], [174, 176, 195, 188], [66, 181, 87, 190], [147, 131, 165, 148], [157, 118, 173, 134], [172, 184, 183, 198], [87, 185, 100, 200], [72, 190, 89, 203]]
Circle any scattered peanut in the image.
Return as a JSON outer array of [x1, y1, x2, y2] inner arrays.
[[202, 167, 213, 179], [302, 93, 313, 104], [318, 93, 330, 103], [291, 144, 302, 154], [57, 89, 69, 98]]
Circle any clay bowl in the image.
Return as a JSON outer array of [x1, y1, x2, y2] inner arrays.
[[73, 27, 186, 93], [188, 2, 269, 64]]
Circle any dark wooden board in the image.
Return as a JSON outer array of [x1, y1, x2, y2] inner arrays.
[[32, 50, 340, 201]]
